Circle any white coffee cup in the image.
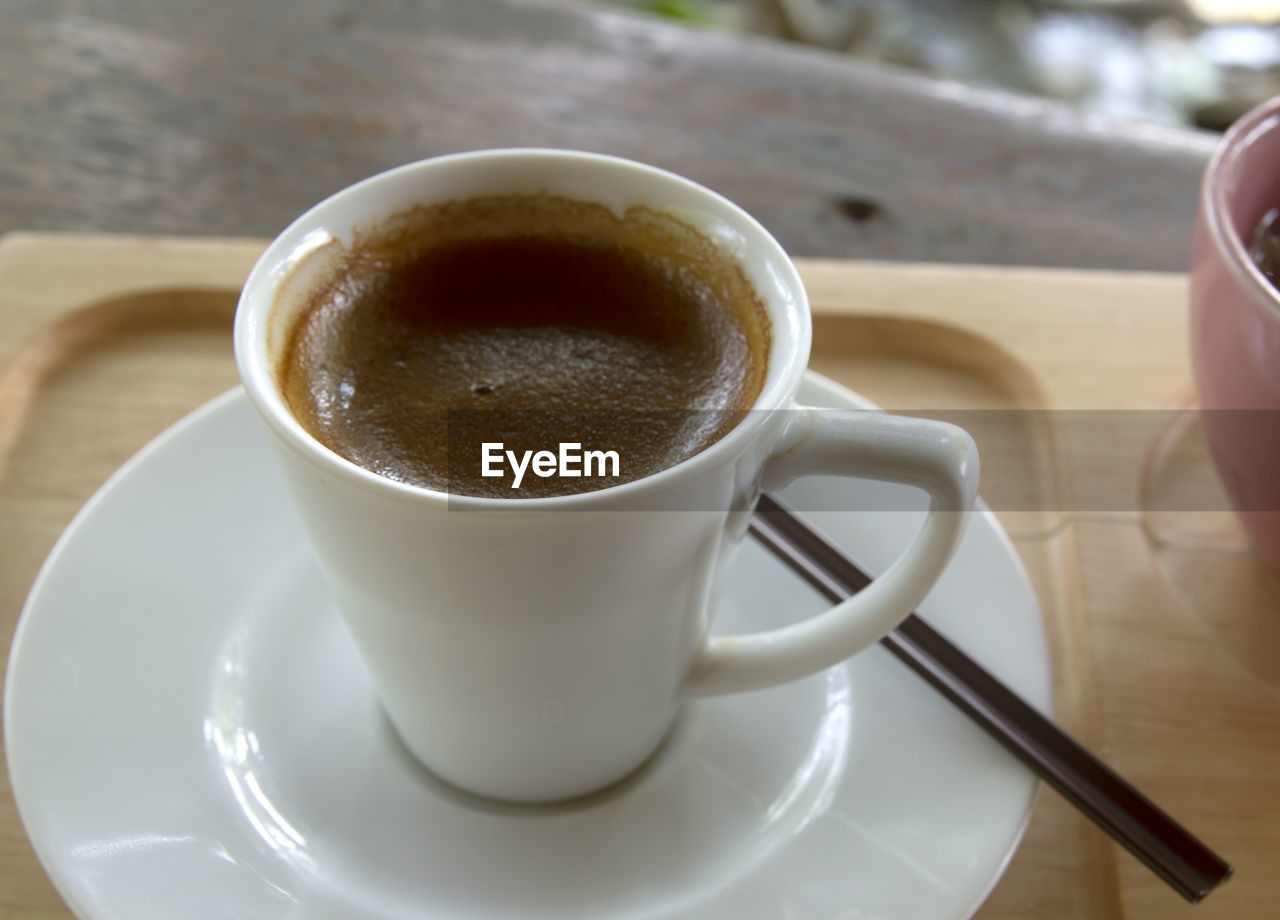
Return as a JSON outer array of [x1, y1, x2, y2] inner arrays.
[[234, 150, 979, 802]]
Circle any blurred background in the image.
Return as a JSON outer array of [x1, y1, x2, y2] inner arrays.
[[0, 0, 1252, 268], [596, 0, 1280, 130]]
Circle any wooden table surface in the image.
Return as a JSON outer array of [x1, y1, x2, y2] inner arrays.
[[4, 237, 1278, 918], [1, 0, 1218, 271]]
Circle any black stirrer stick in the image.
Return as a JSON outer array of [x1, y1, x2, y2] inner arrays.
[[749, 493, 1233, 904]]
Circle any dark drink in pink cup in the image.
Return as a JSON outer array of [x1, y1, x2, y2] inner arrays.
[[1190, 95, 1280, 575]]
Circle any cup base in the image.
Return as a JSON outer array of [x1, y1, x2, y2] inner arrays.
[[378, 705, 687, 807], [1141, 398, 1280, 691]]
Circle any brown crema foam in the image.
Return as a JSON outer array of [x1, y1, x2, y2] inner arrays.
[[275, 193, 771, 497]]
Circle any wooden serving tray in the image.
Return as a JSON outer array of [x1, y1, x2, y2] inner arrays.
[[1, 234, 1276, 920]]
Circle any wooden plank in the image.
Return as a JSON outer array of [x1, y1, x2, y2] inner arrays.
[[0, 0, 1214, 269]]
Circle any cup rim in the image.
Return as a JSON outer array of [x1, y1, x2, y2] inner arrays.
[[1202, 95, 1280, 322], [234, 149, 811, 511]]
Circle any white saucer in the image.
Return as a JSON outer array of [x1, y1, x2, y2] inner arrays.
[[6, 373, 1051, 920]]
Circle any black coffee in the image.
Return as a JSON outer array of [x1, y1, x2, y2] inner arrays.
[[1251, 207, 1280, 291], [276, 194, 771, 497]]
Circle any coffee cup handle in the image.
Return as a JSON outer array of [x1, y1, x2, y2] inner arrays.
[[682, 407, 979, 697]]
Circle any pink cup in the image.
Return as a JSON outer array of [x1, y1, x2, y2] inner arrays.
[[1190, 94, 1280, 574]]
